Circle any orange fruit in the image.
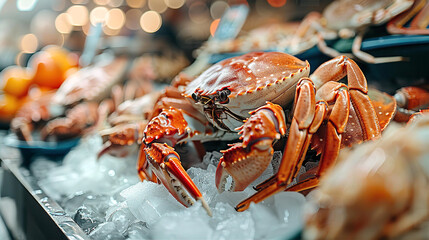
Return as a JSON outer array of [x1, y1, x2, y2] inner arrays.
[[0, 93, 20, 121], [29, 46, 80, 89], [43, 45, 79, 73], [1, 66, 33, 98], [29, 51, 65, 89]]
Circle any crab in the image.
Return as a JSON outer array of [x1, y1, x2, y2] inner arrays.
[[10, 56, 131, 143], [287, 0, 415, 63], [11, 91, 101, 142], [387, 0, 429, 35], [304, 111, 429, 240], [135, 51, 408, 216]]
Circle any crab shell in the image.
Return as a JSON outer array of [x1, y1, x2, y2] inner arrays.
[[183, 52, 310, 131]]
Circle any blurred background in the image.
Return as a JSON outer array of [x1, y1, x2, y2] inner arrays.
[[0, 0, 331, 69]]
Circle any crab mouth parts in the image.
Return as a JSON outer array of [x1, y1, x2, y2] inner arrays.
[[204, 104, 246, 132]]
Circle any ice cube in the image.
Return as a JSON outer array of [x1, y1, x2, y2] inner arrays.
[[61, 192, 112, 216], [195, 151, 223, 169], [73, 206, 104, 234], [249, 201, 281, 239], [152, 205, 213, 240], [125, 221, 150, 240], [211, 203, 255, 240], [273, 192, 307, 238], [107, 205, 136, 234], [89, 222, 125, 240], [274, 192, 306, 224], [213, 188, 255, 208], [38, 134, 139, 201], [187, 165, 218, 204], [120, 182, 183, 226]]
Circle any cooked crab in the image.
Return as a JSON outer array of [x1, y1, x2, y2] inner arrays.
[[136, 51, 404, 216]]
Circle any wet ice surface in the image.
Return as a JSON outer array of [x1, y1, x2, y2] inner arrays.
[[32, 134, 307, 240]]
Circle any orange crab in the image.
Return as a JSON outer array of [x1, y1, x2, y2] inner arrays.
[[137, 52, 429, 215]]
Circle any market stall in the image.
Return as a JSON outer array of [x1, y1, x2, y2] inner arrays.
[[1, 0, 429, 240]]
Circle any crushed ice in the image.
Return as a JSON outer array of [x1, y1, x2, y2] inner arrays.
[[31, 134, 308, 240]]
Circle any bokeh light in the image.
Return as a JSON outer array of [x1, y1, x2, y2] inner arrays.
[[164, 0, 185, 9], [67, 5, 89, 26], [210, 1, 229, 19], [189, 2, 210, 24], [148, 0, 167, 13], [126, 0, 146, 8], [90, 6, 108, 26], [20, 34, 38, 53], [94, 0, 109, 5], [108, 0, 124, 7], [106, 8, 125, 30], [125, 9, 142, 30], [55, 13, 73, 34], [140, 11, 162, 33], [31, 10, 61, 46]]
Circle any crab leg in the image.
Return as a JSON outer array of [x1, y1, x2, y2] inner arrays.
[[98, 121, 147, 159], [236, 56, 381, 211], [387, 0, 429, 35], [394, 86, 429, 122], [311, 56, 381, 140], [235, 80, 328, 211], [351, 30, 405, 64]]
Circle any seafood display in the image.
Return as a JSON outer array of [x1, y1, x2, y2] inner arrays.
[[304, 112, 429, 239], [1, 1, 429, 240]]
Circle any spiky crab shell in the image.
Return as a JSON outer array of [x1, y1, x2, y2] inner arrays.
[[183, 52, 310, 128]]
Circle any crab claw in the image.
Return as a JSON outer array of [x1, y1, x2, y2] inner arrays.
[[216, 140, 274, 193], [216, 102, 286, 193], [144, 143, 212, 216]]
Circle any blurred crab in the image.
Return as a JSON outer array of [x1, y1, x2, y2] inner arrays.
[[304, 112, 429, 240], [11, 91, 100, 142], [137, 51, 409, 216], [11, 57, 130, 142], [287, 0, 415, 63], [388, 0, 429, 35]]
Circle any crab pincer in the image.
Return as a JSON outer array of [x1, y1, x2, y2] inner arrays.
[[138, 107, 213, 216], [216, 102, 287, 192], [143, 143, 212, 216]]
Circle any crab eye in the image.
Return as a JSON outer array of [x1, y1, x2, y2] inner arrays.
[[219, 91, 227, 102], [192, 93, 199, 102], [218, 89, 230, 104]]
